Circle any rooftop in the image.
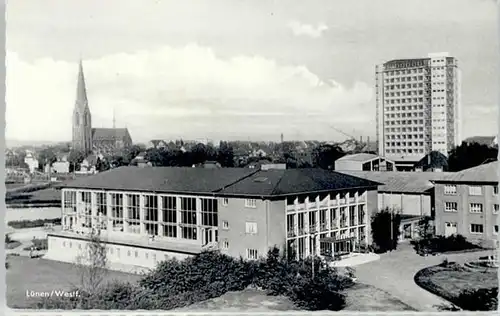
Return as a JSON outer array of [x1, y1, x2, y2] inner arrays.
[[432, 161, 499, 183], [60, 166, 380, 198], [337, 170, 455, 193], [336, 153, 382, 163]]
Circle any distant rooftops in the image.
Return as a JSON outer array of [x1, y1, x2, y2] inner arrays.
[[60, 166, 380, 198]]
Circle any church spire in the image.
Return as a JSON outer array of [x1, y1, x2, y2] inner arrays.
[[76, 59, 88, 105]]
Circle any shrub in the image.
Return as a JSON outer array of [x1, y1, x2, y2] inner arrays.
[[412, 234, 480, 254], [457, 287, 498, 311], [370, 208, 402, 253], [24, 239, 48, 251], [38, 247, 352, 311], [5, 234, 12, 244]]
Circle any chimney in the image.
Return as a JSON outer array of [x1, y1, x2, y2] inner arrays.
[[367, 136, 370, 143], [360, 136, 363, 143]]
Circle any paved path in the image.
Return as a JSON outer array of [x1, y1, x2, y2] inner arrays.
[[353, 243, 495, 311]]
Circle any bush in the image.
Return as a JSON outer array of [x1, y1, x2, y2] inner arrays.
[[8, 218, 61, 229], [457, 287, 498, 311], [38, 247, 352, 311], [24, 239, 48, 251], [370, 208, 402, 253], [411, 234, 481, 254]]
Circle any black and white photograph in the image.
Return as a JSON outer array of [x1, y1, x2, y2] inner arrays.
[[4, 0, 499, 312]]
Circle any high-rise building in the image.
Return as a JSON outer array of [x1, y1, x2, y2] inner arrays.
[[375, 52, 461, 165]]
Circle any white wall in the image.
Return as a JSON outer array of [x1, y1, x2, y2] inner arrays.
[[378, 193, 431, 216], [45, 235, 193, 274]]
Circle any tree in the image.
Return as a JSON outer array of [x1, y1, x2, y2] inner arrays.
[[38, 147, 57, 170], [74, 231, 108, 294], [416, 151, 449, 171], [370, 207, 402, 253], [217, 141, 235, 167], [312, 144, 345, 170], [448, 142, 498, 172], [415, 215, 434, 240], [68, 150, 86, 172]]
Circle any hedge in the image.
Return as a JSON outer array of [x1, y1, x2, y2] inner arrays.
[[36, 247, 353, 311], [411, 234, 481, 254], [8, 218, 61, 229]]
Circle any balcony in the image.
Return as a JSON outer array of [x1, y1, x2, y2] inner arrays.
[[348, 197, 356, 204]]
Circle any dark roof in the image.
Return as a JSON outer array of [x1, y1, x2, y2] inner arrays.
[[92, 128, 130, 141], [61, 167, 380, 198]]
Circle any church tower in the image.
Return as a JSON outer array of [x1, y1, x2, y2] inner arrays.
[[72, 60, 93, 154]]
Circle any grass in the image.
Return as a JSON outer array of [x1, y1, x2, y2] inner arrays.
[[415, 263, 498, 308], [6, 256, 142, 309], [6, 241, 22, 250], [9, 218, 62, 229]]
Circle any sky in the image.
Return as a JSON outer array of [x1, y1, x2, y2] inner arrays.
[[6, 0, 499, 143]]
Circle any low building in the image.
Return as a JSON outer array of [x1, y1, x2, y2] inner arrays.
[[432, 161, 499, 249], [338, 170, 454, 242], [45, 167, 379, 272], [24, 153, 39, 173], [335, 153, 395, 171]]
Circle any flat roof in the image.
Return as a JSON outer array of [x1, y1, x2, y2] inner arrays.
[[336, 153, 386, 163], [59, 166, 380, 198], [337, 170, 455, 194], [432, 161, 498, 184]]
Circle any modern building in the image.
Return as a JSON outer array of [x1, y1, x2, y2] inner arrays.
[[335, 153, 395, 172], [72, 60, 133, 155], [375, 52, 462, 168], [45, 167, 379, 272], [432, 161, 499, 249]]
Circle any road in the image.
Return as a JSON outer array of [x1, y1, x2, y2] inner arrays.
[[353, 243, 495, 311]]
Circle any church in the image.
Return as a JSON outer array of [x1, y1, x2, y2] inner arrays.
[[72, 60, 133, 155]]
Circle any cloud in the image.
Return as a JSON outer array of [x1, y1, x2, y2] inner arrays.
[[6, 44, 373, 142], [287, 21, 328, 38]]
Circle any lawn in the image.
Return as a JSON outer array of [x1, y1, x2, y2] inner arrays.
[[415, 263, 498, 308], [6, 241, 22, 250], [6, 256, 142, 309]]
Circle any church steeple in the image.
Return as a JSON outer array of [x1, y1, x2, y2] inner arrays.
[[72, 59, 93, 154], [76, 59, 88, 106]]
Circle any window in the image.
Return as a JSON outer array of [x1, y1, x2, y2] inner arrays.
[[110, 193, 124, 231], [201, 198, 218, 227], [245, 222, 258, 234], [180, 197, 197, 240], [469, 203, 483, 213], [494, 186, 498, 195], [494, 204, 499, 214], [470, 224, 484, 234], [444, 185, 457, 195], [246, 248, 258, 260], [221, 240, 229, 249], [126, 194, 141, 234], [245, 199, 257, 208], [444, 202, 458, 212], [222, 198, 229, 206], [144, 195, 158, 236], [468, 185, 482, 196], [162, 196, 177, 238], [494, 225, 499, 235], [222, 221, 229, 229]]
